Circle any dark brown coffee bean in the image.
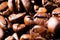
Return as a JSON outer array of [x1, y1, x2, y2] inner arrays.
[[33, 13, 48, 25], [24, 15, 34, 26], [8, 12, 26, 22], [30, 25, 47, 38]]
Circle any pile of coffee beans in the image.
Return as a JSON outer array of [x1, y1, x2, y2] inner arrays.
[[0, 0, 60, 40]]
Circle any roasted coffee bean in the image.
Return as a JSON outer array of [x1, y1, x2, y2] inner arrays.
[[24, 15, 34, 26], [47, 17, 60, 33], [12, 24, 26, 32], [0, 2, 8, 11], [0, 1, 11, 16], [8, 12, 26, 22], [52, 7, 60, 20], [33, 13, 48, 25], [0, 16, 12, 30], [30, 25, 47, 38], [30, 25, 53, 39], [52, 7, 60, 15], [20, 34, 33, 40], [46, 16, 60, 39]]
